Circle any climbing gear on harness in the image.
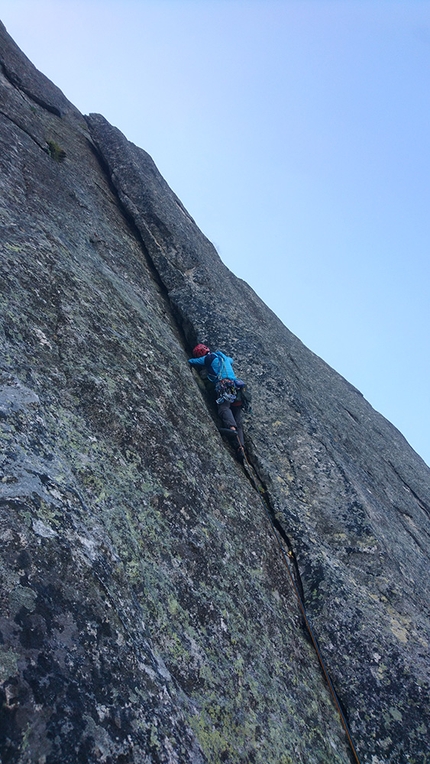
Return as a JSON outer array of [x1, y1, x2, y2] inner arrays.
[[215, 379, 237, 404], [193, 343, 210, 357]]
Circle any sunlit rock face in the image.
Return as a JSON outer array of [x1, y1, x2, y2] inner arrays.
[[1, 20, 429, 764]]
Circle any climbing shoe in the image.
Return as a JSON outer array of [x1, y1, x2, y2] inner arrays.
[[236, 446, 245, 463], [219, 427, 239, 438]]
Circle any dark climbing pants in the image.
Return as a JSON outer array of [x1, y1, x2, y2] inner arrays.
[[217, 402, 244, 446]]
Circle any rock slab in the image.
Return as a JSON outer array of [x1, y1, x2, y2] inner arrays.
[[1, 19, 430, 764]]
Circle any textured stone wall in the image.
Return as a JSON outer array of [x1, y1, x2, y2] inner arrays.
[[1, 20, 429, 764]]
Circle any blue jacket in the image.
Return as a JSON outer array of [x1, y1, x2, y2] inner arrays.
[[188, 351, 236, 383]]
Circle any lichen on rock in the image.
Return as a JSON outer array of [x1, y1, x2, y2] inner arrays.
[[1, 18, 430, 764]]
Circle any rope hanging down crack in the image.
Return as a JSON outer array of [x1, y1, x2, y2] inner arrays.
[[226, 432, 362, 764]]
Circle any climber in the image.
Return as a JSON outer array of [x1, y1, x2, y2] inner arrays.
[[188, 344, 247, 461]]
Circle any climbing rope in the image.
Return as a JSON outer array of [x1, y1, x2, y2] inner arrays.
[[222, 432, 362, 764]]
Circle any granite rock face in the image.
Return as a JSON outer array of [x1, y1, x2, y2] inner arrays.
[[1, 20, 429, 764]]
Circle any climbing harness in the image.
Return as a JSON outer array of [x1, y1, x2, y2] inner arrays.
[[219, 431, 362, 764], [197, 351, 252, 411], [215, 378, 237, 404]]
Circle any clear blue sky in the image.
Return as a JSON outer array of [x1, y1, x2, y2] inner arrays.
[[2, 0, 429, 466]]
